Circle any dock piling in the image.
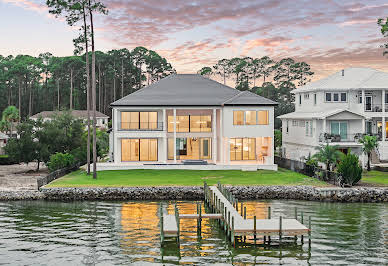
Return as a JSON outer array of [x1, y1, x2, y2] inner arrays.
[[253, 215, 257, 245], [279, 216, 283, 244]]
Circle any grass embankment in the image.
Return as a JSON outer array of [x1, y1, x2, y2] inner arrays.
[[361, 170, 388, 186], [46, 168, 328, 188]]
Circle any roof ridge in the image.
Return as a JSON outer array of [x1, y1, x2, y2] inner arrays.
[[222, 91, 244, 105]]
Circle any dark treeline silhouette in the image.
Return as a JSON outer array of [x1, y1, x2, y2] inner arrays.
[[198, 56, 314, 128], [0, 47, 176, 119]]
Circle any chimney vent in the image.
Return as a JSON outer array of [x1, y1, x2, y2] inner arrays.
[[342, 69, 344, 76]]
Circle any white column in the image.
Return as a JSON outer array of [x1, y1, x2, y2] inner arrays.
[[213, 108, 217, 163], [362, 118, 365, 134], [383, 116, 386, 142], [323, 118, 327, 134], [383, 89, 386, 142], [220, 109, 224, 164], [226, 137, 230, 164], [173, 108, 177, 163], [162, 108, 167, 163]]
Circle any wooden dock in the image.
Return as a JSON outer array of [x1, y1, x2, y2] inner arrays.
[[160, 182, 312, 247]]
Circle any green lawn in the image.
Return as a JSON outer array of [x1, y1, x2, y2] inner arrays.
[[361, 170, 388, 186], [46, 168, 328, 187]]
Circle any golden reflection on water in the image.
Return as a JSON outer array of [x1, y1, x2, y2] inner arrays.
[[119, 201, 272, 263]]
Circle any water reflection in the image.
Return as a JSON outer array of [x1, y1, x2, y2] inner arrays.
[[0, 200, 386, 265]]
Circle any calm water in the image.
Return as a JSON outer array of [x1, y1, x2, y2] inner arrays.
[[0, 200, 387, 265]]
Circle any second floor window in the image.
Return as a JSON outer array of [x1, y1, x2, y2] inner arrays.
[[233, 110, 269, 125], [314, 94, 317, 105], [121, 111, 157, 130], [168, 115, 211, 132], [325, 92, 347, 102]]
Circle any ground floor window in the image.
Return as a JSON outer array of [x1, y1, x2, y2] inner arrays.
[[230, 138, 256, 160], [229, 137, 271, 163], [168, 137, 211, 160], [330, 121, 347, 140], [121, 139, 158, 161]]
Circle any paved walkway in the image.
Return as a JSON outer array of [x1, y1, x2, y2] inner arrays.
[[0, 163, 47, 191]]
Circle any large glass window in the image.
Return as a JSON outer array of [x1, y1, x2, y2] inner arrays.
[[245, 111, 257, 125], [230, 138, 256, 161], [331, 122, 347, 140], [121, 112, 157, 130], [234, 110, 269, 125], [233, 111, 244, 125], [190, 115, 212, 132], [325, 93, 332, 102], [168, 137, 211, 160], [168, 115, 210, 132], [121, 139, 157, 161], [257, 111, 269, 125]]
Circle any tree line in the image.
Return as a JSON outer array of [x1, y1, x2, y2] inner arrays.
[[198, 57, 314, 128], [0, 47, 176, 120]]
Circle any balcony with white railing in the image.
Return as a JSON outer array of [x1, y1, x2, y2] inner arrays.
[[119, 122, 164, 131], [319, 133, 364, 143]]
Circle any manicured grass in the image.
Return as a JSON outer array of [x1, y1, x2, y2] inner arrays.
[[46, 168, 328, 187], [361, 170, 388, 186]]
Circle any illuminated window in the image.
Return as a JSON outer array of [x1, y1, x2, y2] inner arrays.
[[121, 139, 157, 161], [190, 115, 212, 132], [168, 115, 189, 132], [230, 138, 256, 161], [121, 112, 157, 130], [257, 111, 269, 125], [233, 111, 244, 125], [168, 137, 211, 160], [245, 111, 257, 125]]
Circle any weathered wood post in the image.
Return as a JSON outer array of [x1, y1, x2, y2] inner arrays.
[[268, 206, 271, 244], [243, 207, 246, 219], [253, 215, 257, 245], [236, 199, 239, 212], [199, 203, 202, 234], [175, 204, 180, 243], [240, 202, 243, 216], [228, 211, 231, 237], [232, 216, 235, 247], [301, 212, 304, 243], [279, 216, 283, 245], [224, 206, 227, 231], [160, 205, 164, 243], [308, 216, 312, 247], [294, 207, 298, 242]]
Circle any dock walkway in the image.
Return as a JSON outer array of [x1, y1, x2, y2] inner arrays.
[[160, 182, 311, 247]]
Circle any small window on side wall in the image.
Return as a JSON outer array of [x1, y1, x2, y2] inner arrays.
[[325, 93, 331, 102], [299, 95, 302, 104], [333, 93, 339, 101], [314, 94, 317, 105], [340, 92, 347, 102]]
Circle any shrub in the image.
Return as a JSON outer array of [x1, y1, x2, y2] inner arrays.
[[47, 152, 75, 172], [337, 152, 362, 186], [0, 155, 16, 165]]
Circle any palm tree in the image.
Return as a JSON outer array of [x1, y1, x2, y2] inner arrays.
[[359, 135, 378, 171], [1, 106, 19, 136], [313, 144, 343, 171]]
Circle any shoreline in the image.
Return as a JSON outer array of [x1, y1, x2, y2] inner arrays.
[[0, 186, 387, 203]]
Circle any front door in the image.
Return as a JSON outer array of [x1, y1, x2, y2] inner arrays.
[[365, 96, 372, 111]]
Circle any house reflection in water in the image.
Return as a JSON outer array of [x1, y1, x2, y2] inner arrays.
[[118, 201, 271, 263]]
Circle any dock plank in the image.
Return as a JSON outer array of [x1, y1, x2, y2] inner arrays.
[[209, 186, 309, 235], [163, 215, 178, 236], [179, 213, 223, 219]]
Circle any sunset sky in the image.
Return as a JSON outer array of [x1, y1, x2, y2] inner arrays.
[[1, 0, 388, 82]]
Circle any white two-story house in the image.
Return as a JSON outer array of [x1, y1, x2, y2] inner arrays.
[[107, 74, 277, 171], [279, 67, 388, 165]]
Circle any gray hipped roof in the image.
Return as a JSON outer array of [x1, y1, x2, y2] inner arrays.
[[111, 74, 277, 106], [292, 67, 388, 93]]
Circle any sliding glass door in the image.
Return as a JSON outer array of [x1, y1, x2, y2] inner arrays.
[[230, 138, 256, 161], [330, 121, 347, 140], [167, 137, 211, 160], [121, 139, 158, 161]]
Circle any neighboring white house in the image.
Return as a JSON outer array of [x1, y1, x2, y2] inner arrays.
[[278, 67, 388, 165], [30, 110, 109, 129], [0, 132, 8, 155], [107, 74, 277, 170]]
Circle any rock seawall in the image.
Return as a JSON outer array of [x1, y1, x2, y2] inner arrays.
[[1, 186, 387, 202]]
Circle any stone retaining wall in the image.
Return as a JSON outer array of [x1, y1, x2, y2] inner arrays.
[[1, 186, 387, 202]]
